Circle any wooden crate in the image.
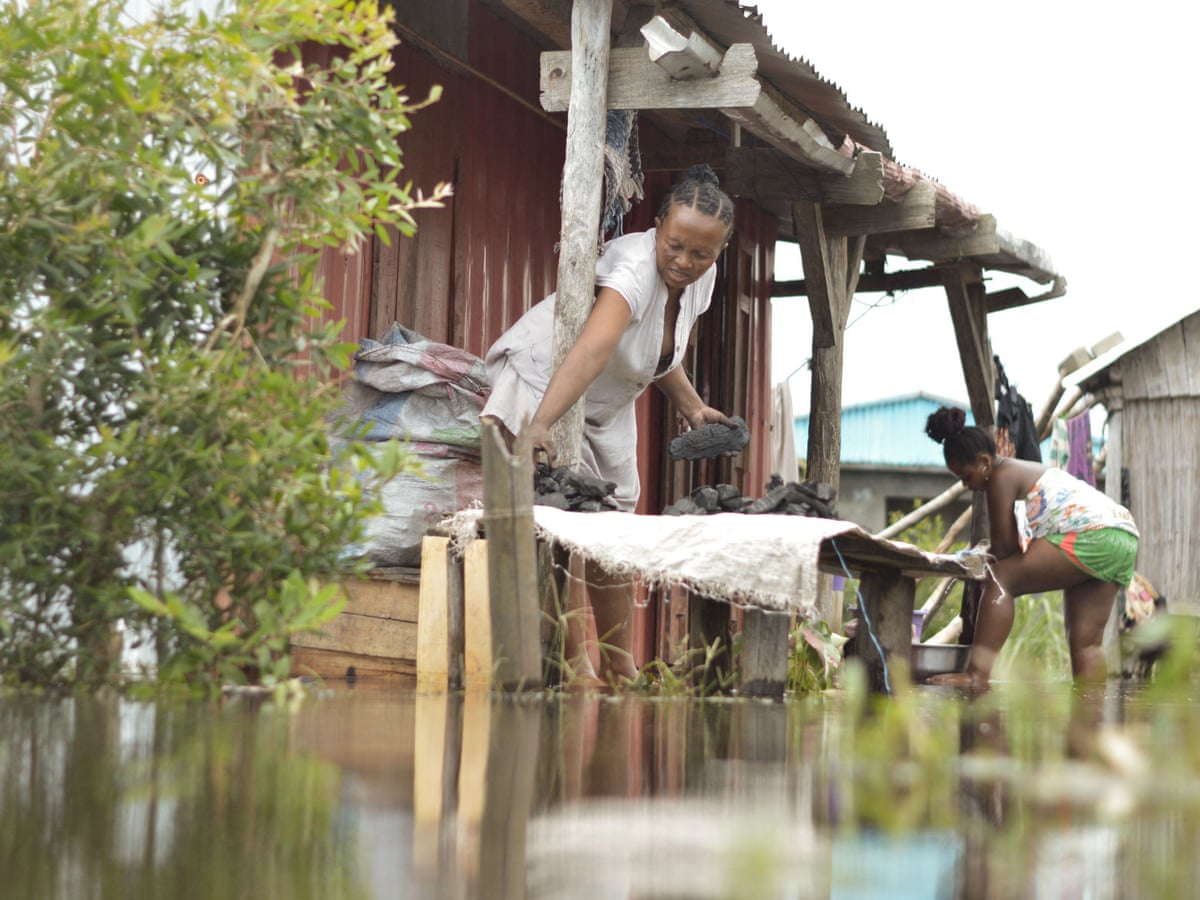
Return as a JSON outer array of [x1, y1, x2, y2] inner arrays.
[[291, 567, 420, 680]]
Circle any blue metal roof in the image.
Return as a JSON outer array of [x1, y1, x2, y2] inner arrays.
[[794, 392, 973, 468]]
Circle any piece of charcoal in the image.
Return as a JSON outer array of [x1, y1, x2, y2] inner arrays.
[[668, 416, 750, 460], [691, 485, 721, 512], [715, 483, 744, 510]]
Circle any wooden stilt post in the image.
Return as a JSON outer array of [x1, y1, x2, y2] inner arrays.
[[739, 608, 791, 699], [548, 0, 612, 469], [480, 419, 542, 691], [857, 571, 915, 692]]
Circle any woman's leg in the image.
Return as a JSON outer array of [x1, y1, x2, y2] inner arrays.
[[932, 539, 1094, 687], [1063, 579, 1121, 683]]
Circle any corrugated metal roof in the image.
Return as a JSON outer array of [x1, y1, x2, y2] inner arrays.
[[794, 392, 972, 467], [672, 1, 894, 158]]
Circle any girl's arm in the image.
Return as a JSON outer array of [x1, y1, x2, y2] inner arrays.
[[529, 287, 631, 460]]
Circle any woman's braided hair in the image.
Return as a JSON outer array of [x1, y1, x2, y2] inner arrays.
[[657, 164, 734, 240]]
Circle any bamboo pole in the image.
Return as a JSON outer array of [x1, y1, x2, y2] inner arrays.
[[875, 481, 967, 540], [548, 0, 612, 469]]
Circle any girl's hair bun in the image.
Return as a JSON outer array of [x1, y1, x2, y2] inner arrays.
[[925, 406, 967, 444]]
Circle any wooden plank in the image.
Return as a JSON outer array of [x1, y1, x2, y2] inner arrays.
[[1182, 313, 1200, 395], [739, 608, 790, 699], [541, 44, 853, 176], [892, 214, 1000, 262], [340, 576, 420, 621], [540, 44, 760, 112], [1157, 322, 1190, 397], [721, 80, 855, 176], [723, 147, 884, 206], [641, 13, 724, 79], [291, 643, 416, 679], [822, 179, 936, 238], [1135, 336, 1172, 399], [547, 0, 611, 470], [462, 538, 493, 685], [417, 536, 451, 686], [290, 610, 417, 660]]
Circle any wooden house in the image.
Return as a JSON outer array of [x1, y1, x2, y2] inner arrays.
[[294, 0, 1067, 677], [1069, 308, 1200, 615]]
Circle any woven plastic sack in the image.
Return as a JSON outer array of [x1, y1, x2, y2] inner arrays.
[[334, 324, 491, 566]]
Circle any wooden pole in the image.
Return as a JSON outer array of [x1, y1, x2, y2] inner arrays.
[[480, 420, 542, 690], [875, 482, 967, 539], [549, 0, 613, 470]]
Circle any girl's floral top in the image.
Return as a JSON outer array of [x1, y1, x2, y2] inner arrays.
[[1022, 465, 1139, 540]]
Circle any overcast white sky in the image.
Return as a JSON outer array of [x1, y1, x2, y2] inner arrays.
[[750, 0, 1199, 416]]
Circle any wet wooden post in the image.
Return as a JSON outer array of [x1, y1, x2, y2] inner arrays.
[[480, 419, 542, 690], [856, 571, 915, 692], [739, 609, 791, 698]]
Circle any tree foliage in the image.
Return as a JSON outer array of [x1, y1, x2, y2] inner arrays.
[[0, 0, 450, 688]]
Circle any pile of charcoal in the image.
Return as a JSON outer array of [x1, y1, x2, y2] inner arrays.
[[533, 461, 619, 512], [662, 473, 838, 518]]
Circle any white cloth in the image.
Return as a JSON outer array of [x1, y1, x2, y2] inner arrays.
[[480, 228, 716, 510], [530, 508, 856, 616], [441, 507, 984, 616], [770, 381, 797, 480]]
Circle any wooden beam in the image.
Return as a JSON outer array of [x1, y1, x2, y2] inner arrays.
[[541, 44, 854, 175], [942, 265, 995, 428], [985, 275, 1067, 313], [549, 0, 611, 469], [822, 179, 936, 238], [889, 214, 1000, 262], [772, 262, 951, 298], [541, 44, 760, 112], [640, 14, 724, 79], [723, 147, 884, 205], [792, 199, 836, 347]]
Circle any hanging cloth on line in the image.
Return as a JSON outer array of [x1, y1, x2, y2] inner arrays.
[[994, 354, 1042, 461]]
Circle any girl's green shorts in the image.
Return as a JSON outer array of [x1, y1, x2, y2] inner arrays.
[[1046, 528, 1139, 585]]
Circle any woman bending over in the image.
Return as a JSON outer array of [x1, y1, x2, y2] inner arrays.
[[925, 406, 1139, 687]]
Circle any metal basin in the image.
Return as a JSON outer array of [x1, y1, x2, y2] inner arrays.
[[911, 643, 971, 682]]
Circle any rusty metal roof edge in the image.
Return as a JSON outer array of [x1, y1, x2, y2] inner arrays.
[[669, 1, 895, 159]]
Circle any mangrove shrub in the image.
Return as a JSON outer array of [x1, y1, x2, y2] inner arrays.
[[0, 0, 449, 688]]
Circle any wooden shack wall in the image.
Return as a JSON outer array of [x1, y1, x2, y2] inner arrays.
[[1112, 314, 1200, 614], [1122, 397, 1200, 613]]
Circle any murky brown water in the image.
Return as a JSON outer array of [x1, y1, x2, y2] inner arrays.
[[3, 676, 1199, 899]]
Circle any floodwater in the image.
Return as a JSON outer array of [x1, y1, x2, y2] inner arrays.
[[3, 675, 1200, 900]]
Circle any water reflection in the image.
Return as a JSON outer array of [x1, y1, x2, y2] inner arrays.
[[3, 679, 1200, 899]]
